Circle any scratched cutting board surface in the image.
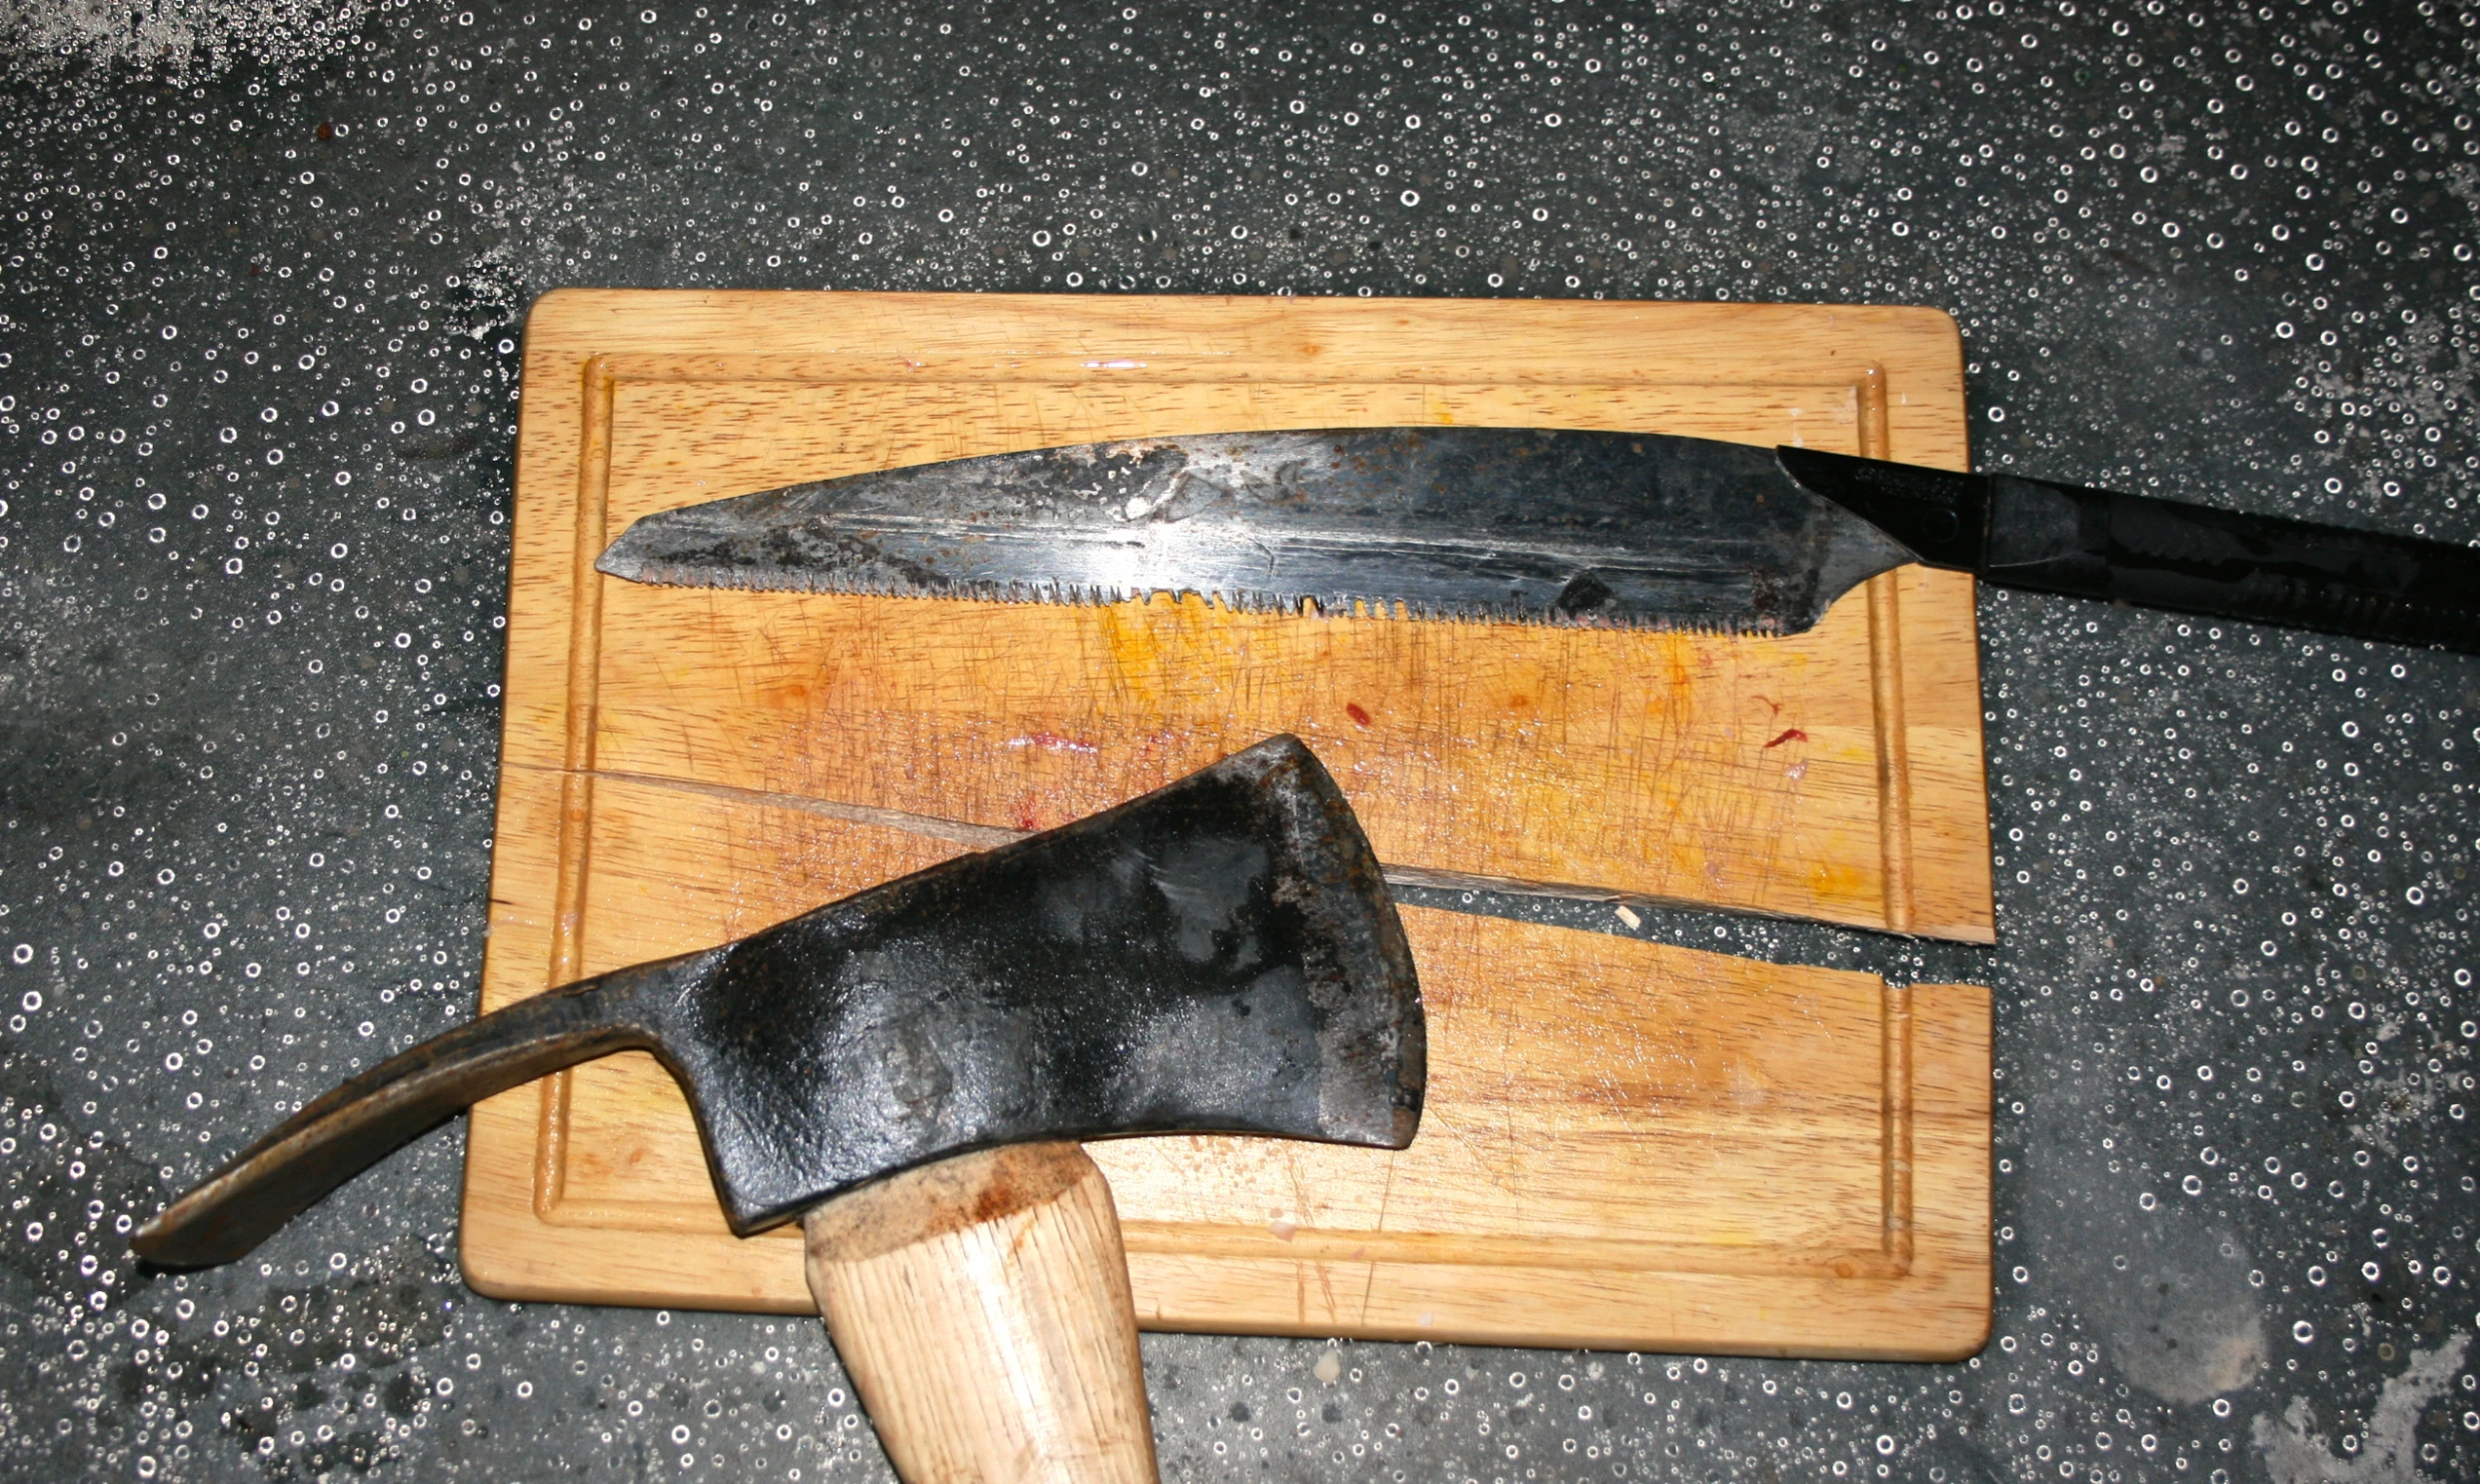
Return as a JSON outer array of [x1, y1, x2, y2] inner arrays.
[[461, 291, 1994, 1357]]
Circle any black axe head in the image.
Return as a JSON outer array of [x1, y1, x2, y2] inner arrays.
[[134, 736, 1422, 1267]]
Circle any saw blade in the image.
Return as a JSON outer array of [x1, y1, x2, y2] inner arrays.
[[594, 427, 1921, 636]]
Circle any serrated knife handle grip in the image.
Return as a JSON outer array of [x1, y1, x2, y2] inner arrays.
[[1779, 446, 2480, 655], [1980, 475, 2480, 655]]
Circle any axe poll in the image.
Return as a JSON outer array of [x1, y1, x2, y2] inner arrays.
[[133, 736, 1425, 1482]]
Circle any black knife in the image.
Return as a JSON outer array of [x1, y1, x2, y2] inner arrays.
[[592, 427, 2480, 655]]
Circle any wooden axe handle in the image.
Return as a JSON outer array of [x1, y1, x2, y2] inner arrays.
[[802, 1142, 1160, 1484]]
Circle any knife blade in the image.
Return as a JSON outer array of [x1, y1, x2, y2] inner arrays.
[[595, 427, 2480, 653]]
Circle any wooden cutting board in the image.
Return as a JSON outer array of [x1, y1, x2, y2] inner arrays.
[[461, 291, 1994, 1358]]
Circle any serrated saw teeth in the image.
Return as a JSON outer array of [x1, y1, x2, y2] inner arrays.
[[610, 568, 1775, 637]]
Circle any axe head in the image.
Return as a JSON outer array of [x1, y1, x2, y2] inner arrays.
[[646, 733, 1423, 1231], [133, 736, 1421, 1264]]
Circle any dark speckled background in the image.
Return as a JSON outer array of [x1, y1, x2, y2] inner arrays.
[[3, 1, 2478, 1479]]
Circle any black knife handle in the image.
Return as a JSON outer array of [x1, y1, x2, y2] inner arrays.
[[1775, 446, 2480, 655], [1982, 475, 2480, 655]]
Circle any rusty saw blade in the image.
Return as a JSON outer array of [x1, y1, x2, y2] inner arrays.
[[594, 427, 1918, 636]]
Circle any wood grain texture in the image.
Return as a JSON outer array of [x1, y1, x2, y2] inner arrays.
[[805, 1144, 1158, 1484], [459, 292, 1994, 1358], [459, 785, 1992, 1355]]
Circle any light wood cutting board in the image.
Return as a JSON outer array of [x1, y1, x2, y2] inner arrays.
[[461, 291, 1994, 1358]]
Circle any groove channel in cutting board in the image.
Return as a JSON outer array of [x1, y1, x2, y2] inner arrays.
[[464, 291, 1994, 1358]]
